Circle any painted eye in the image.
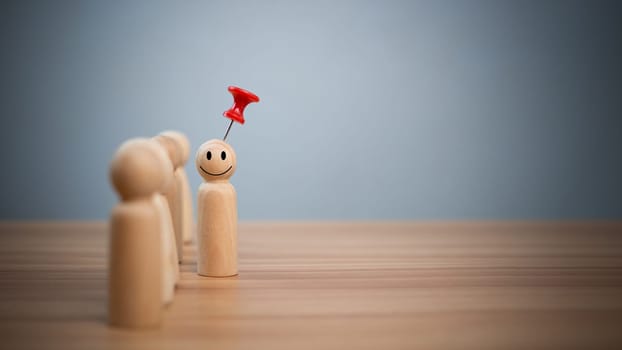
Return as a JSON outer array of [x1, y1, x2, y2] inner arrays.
[[206, 151, 212, 160], [221, 151, 227, 160]]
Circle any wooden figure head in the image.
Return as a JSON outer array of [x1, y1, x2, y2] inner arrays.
[[154, 134, 183, 169], [195, 139, 236, 181], [151, 140, 175, 193], [110, 138, 169, 201], [159, 131, 190, 165]]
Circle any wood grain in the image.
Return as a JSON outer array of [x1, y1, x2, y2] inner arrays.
[[0, 221, 621, 349]]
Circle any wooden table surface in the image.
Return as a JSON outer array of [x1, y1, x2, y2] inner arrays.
[[0, 221, 621, 349]]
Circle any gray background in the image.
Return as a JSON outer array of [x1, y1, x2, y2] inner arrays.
[[1, 0, 621, 220]]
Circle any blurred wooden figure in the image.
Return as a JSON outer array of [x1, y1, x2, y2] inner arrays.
[[195, 139, 238, 277], [151, 141, 180, 302], [160, 131, 194, 244], [108, 138, 163, 328], [154, 134, 184, 262]]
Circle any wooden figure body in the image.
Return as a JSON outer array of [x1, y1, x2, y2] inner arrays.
[[152, 194, 178, 301], [179, 168, 194, 243], [154, 135, 184, 263], [151, 140, 179, 303], [161, 131, 194, 244], [108, 139, 163, 328], [195, 139, 238, 277]]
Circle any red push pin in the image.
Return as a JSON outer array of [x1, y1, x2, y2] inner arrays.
[[222, 86, 260, 141]]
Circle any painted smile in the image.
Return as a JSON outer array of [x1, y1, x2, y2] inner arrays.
[[200, 165, 232, 176]]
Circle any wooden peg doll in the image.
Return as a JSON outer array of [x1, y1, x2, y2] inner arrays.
[[108, 138, 163, 328], [195, 139, 238, 277], [153, 135, 184, 263], [160, 131, 194, 244], [151, 141, 179, 304]]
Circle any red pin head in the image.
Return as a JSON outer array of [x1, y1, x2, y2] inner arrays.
[[223, 86, 260, 125]]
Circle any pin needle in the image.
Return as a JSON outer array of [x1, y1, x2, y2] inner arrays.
[[223, 120, 234, 141]]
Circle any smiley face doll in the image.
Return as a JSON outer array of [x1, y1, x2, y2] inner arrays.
[[195, 139, 239, 277]]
